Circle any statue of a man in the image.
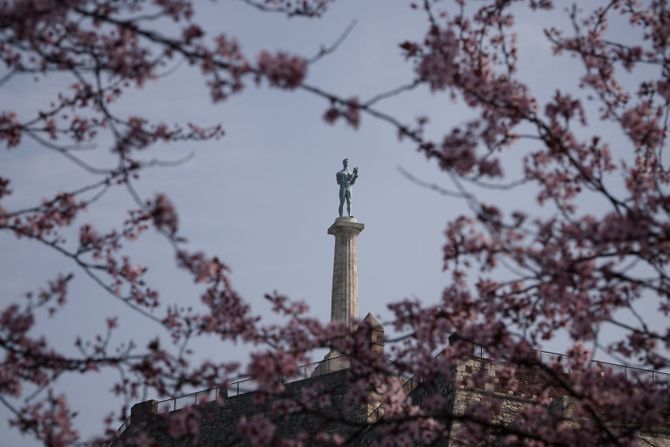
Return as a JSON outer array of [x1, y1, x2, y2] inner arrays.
[[336, 158, 358, 217]]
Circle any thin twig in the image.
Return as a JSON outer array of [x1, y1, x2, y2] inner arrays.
[[364, 79, 422, 107], [398, 166, 469, 199], [308, 21, 357, 64]]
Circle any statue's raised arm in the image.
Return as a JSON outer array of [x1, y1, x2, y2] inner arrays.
[[351, 167, 359, 185]]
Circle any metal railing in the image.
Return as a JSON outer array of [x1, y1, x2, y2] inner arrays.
[[155, 356, 342, 414], [114, 416, 130, 438], [472, 345, 670, 383], [157, 386, 224, 414], [367, 374, 418, 423]]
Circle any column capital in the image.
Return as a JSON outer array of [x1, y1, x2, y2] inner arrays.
[[328, 217, 365, 235]]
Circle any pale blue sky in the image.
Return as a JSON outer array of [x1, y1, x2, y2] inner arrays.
[[0, 1, 657, 445]]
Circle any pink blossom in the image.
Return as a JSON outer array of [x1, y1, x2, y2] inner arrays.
[[256, 50, 307, 89], [237, 414, 276, 446]]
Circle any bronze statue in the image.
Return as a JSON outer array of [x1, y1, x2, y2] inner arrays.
[[336, 158, 358, 217]]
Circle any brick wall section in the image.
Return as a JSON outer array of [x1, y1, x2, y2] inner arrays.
[[446, 356, 557, 445], [446, 355, 670, 446], [115, 370, 369, 446]]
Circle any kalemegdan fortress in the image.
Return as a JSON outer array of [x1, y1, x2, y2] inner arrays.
[[113, 215, 670, 446]]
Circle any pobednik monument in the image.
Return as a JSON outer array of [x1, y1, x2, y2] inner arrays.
[[312, 160, 376, 376], [331, 157, 362, 325]]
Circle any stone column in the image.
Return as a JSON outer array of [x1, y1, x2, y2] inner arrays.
[[328, 217, 364, 325], [312, 217, 364, 377]]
